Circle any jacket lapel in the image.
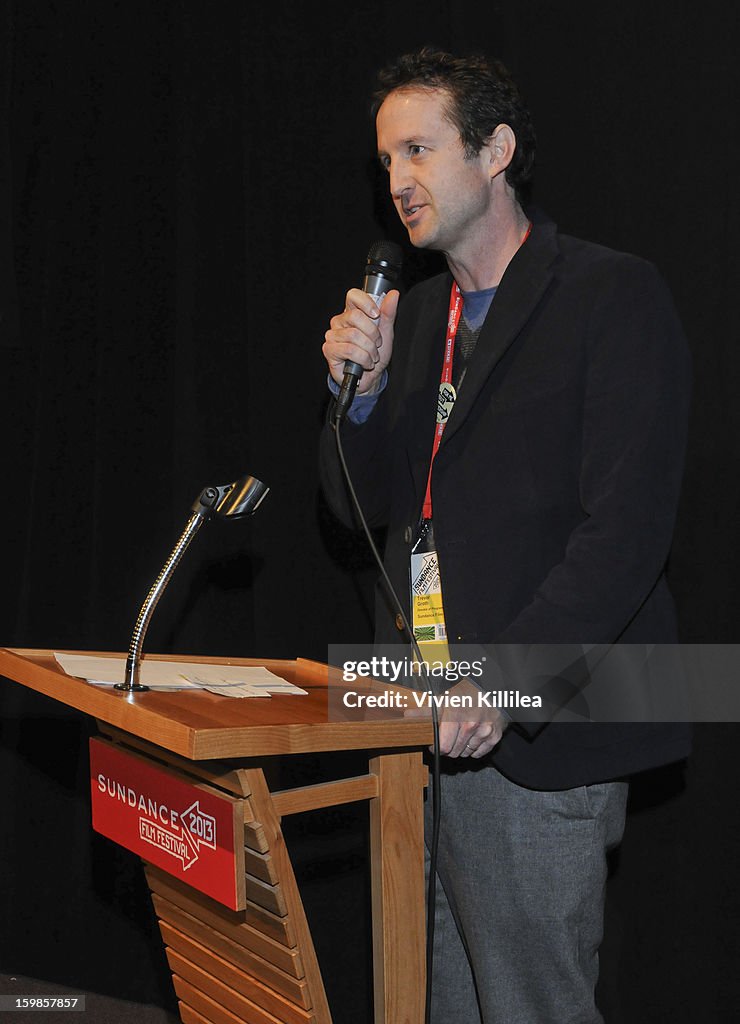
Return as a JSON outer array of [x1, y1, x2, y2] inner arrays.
[[439, 217, 560, 451]]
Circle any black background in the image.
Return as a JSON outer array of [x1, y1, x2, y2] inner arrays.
[[1, 1, 738, 1021]]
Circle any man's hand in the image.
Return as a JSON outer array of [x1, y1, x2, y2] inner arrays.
[[322, 288, 399, 396], [437, 678, 508, 759]]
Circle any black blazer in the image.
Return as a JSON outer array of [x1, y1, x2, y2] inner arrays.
[[321, 213, 692, 789]]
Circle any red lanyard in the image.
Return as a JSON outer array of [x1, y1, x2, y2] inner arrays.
[[421, 281, 463, 520]]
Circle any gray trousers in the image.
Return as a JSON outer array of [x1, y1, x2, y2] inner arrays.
[[425, 762, 628, 1024]]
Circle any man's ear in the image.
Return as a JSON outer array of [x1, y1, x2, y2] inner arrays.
[[486, 123, 517, 179]]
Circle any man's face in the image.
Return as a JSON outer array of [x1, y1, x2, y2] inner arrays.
[[376, 87, 494, 254]]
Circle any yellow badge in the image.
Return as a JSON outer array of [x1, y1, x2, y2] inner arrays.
[[410, 546, 451, 666]]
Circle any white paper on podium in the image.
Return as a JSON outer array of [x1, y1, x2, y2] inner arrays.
[[53, 653, 308, 697]]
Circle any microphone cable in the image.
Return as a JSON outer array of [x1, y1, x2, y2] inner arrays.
[[332, 415, 441, 1024]]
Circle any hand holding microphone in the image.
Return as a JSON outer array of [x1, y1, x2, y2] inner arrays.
[[323, 241, 402, 422]]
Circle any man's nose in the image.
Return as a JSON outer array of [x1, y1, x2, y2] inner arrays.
[[389, 167, 413, 201]]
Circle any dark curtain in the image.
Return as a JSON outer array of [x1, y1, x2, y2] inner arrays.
[[1, 1, 738, 1020]]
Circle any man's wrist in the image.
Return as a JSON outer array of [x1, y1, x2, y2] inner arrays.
[[327, 370, 388, 424]]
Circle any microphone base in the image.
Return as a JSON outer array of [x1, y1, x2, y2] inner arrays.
[[114, 682, 150, 692]]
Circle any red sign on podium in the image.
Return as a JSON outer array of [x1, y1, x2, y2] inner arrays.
[[89, 738, 246, 910]]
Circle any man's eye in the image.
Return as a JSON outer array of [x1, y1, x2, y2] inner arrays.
[[409, 145, 426, 157]]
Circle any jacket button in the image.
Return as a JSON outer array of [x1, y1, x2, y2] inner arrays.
[[404, 526, 413, 544], [395, 613, 405, 631]]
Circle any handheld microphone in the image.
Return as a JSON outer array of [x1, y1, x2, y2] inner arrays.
[[334, 240, 403, 423]]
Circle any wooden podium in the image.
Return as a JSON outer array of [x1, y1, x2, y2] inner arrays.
[[0, 648, 433, 1024]]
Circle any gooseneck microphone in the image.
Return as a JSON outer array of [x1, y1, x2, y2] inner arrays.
[[115, 474, 269, 692], [334, 239, 403, 423]]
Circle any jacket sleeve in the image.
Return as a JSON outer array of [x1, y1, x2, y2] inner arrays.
[[318, 287, 420, 530]]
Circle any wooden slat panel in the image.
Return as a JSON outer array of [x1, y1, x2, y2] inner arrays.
[[245, 847, 278, 885], [169, 949, 313, 1024], [246, 874, 287, 917], [152, 893, 304, 979], [147, 865, 297, 948], [179, 1000, 220, 1024], [244, 770, 332, 1024], [244, 820, 270, 854], [244, 901, 295, 948], [175, 975, 265, 1024], [162, 921, 313, 1013]]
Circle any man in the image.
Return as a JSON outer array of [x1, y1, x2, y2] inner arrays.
[[320, 49, 691, 1023]]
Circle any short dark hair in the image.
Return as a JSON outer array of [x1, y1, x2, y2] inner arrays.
[[372, 48, 536, 202]]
